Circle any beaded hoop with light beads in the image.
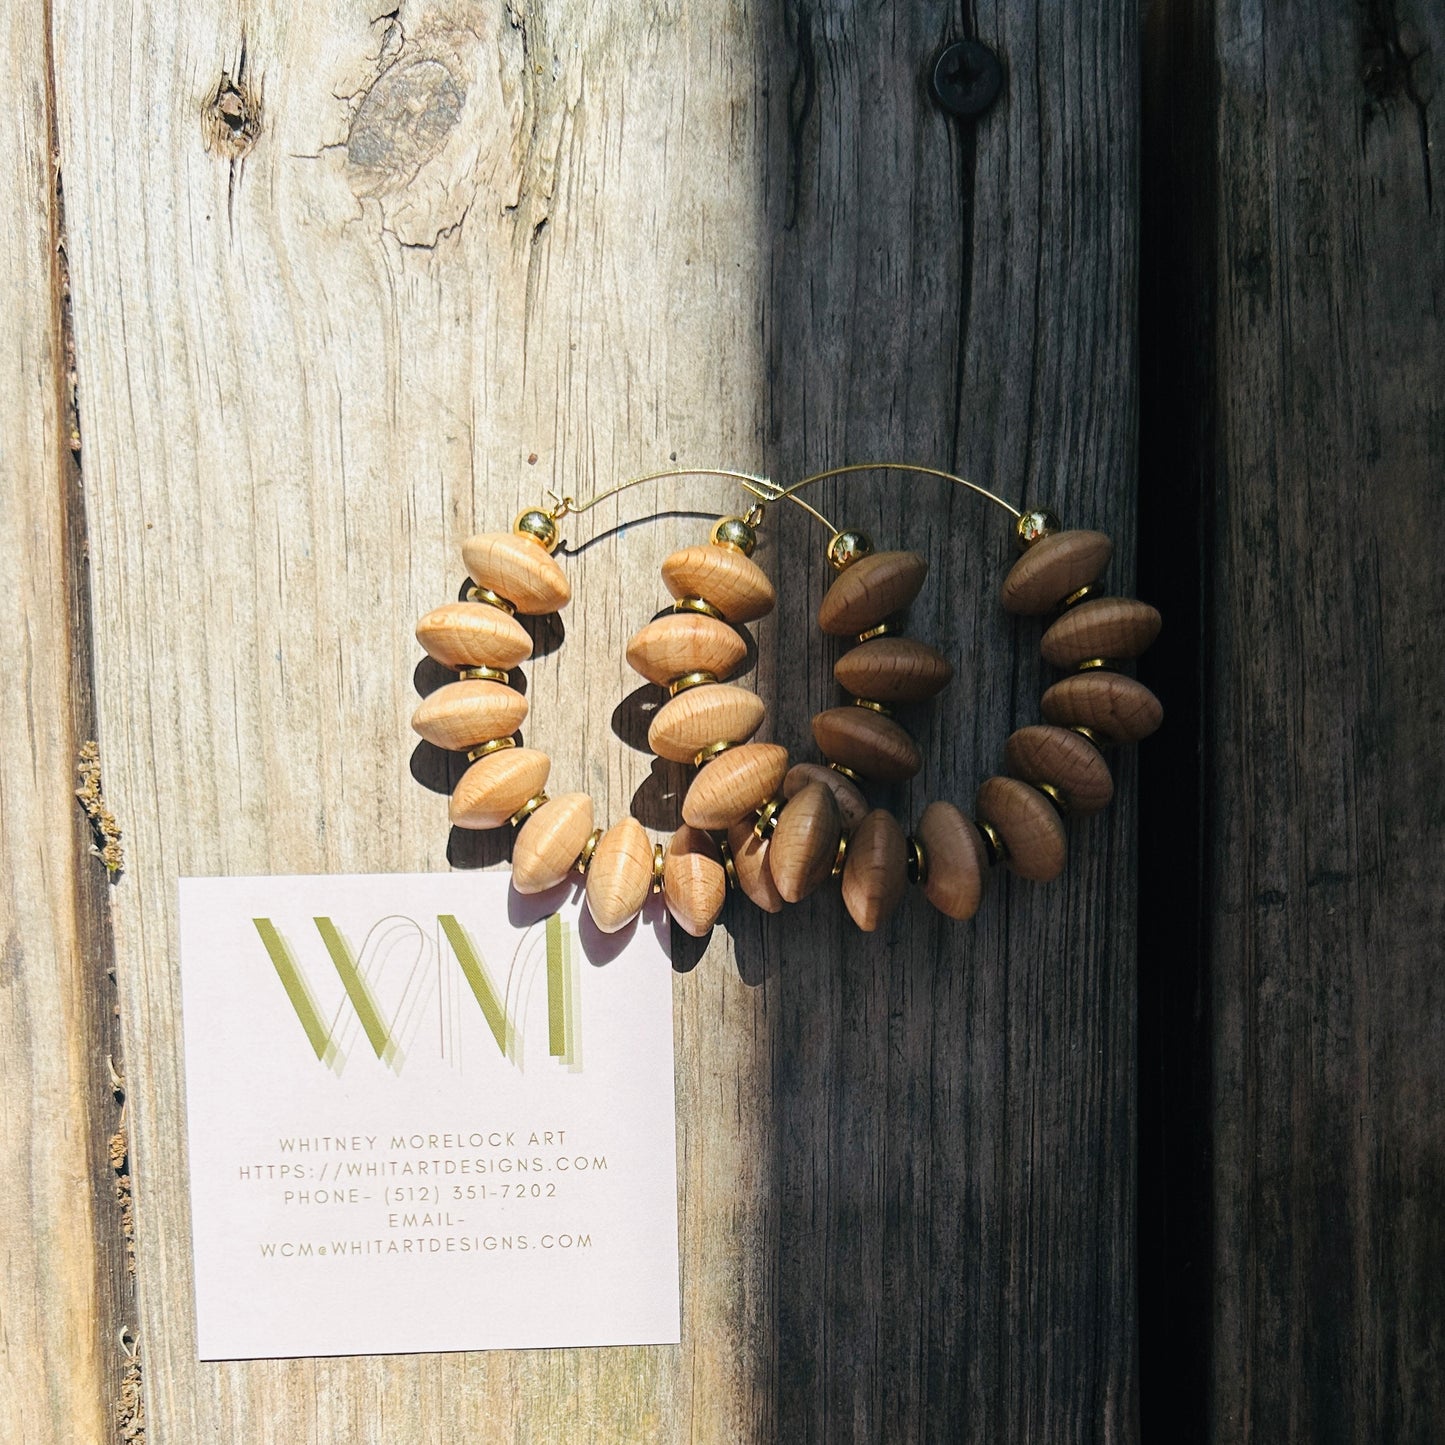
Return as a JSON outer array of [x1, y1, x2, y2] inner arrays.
[[730, 465, 1164, 932], [411, 471, 785, 939]]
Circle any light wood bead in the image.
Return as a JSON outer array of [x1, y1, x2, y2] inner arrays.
[[1040, 596, 1162, 668], [1000, 529, 1113, 615], [410, 680, 528, 751], [1005, 725, 1114, 814], [840, 808, 909, 932], [415, 601, 533, 670], [812, 706, 921, 783], [660, 545, 775, 623], [681, 742, 789, 830], [726, 821, 785, 913], [767, 783, 842, 903], [974, 776, 1067, 882], [662, 826, 727, 937], [647, 684, 766, 763], [784, 762, 870, 828], [449, 747, 551, 829], [584, 819, 654, 933], [818, 550, 928, 636], [461, 531, 571, 614], [512, 793, 595, 895], [915, 801, 987, 921], [834, 636, 953, 703], [1041, 672, 1163, 744], [625, 613, 747, 688]]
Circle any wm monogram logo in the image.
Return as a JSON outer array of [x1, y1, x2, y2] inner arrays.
[[252, 912, 580, 1074]]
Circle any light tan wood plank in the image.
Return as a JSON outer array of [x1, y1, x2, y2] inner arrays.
[[0, 8, 126, 1441], [55, 0, 775, 1438]]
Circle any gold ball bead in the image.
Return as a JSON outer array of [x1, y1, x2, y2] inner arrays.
[[513, 508, 560, 552], [827, 529, 874, 570], [1015, 509, 1061, 551], [710, 516, 758, 556]]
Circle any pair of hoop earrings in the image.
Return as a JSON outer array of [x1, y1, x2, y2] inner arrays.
[[410, 465, 1162, 937]]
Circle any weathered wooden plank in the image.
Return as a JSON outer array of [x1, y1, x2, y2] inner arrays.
[[52, 0, 1139, 1438], [1144, 0, 1445, 1439], [756, 7, 1139, 1440], [0, 8, 132, 1442]]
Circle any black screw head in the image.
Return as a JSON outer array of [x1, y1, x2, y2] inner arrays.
[[930, 39, 1003, 119]]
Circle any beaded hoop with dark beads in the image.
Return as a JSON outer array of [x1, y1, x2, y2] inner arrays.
[[410, 465, 1161, 937], [733, 466, 1163, 932]]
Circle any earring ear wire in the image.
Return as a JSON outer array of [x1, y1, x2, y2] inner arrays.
[[539, 467, 777, 545]]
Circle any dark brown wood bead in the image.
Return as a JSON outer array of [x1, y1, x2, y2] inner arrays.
[[915, 801, 987, 920], [974, 776, 1067, 882], [1040, 597, 1162, 668], [1004, 725, 1114, 815], [834, 637, 954, 703], [783, 763, 870, 828], [1000, 530, 1113, 615], [840, 809, 909, 931], [812, 707, 921, 782], [817, 550, 928, 635], [1041, 672, 1163, 744], [767, 782, 842, 902]]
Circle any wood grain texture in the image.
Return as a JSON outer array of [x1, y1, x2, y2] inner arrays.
[[1142, 0, 1445, 1439], [41, 0, 1140, 1439], [754, 2, 1138, 1438], [0, 8, 129, 1440]]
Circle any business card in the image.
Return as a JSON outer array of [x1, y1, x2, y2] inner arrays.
[[178, 872, 680, 1359]]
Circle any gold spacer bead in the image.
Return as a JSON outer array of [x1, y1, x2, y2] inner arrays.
[[1060, 583, 1102, 610], [1070, 725, 1105, 749], [1037, 783, 1069, 816], [651, 843, 666, 893], [513, 507, 561, 552], [907, 836, 928, 885], [827, 529, 875, 571], [458, 664, 510, 683], [976, 819, 1006, 867], [719, 838, 740, 890], [508, 791, 550, 828], [668, 670, 718, 697], [830, 833, 849, 877], [574, 827, 603, 875], [467, 585, 517, 616], [752, 797, 783, 839], [852, 697, 894, 717], [828, 760, 863, 783], [1015, 509, 1062, 550], [710, 516, 758, 556], [856, 620, 901, 643], [694, 739, 739, 767], [466, 737, 518, 763], [673, 596, 726, 622], [1075, 657, 1114, 673]]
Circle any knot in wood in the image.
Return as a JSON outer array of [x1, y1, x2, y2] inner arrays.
[[204, 73, 261, 159]]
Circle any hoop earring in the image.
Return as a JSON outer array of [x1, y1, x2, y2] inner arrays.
[[751, 465, 1163, 932], [410, 471, 782, 939]]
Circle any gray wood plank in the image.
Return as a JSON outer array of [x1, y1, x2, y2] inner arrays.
[[1145, 0, 1445, 1439]]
